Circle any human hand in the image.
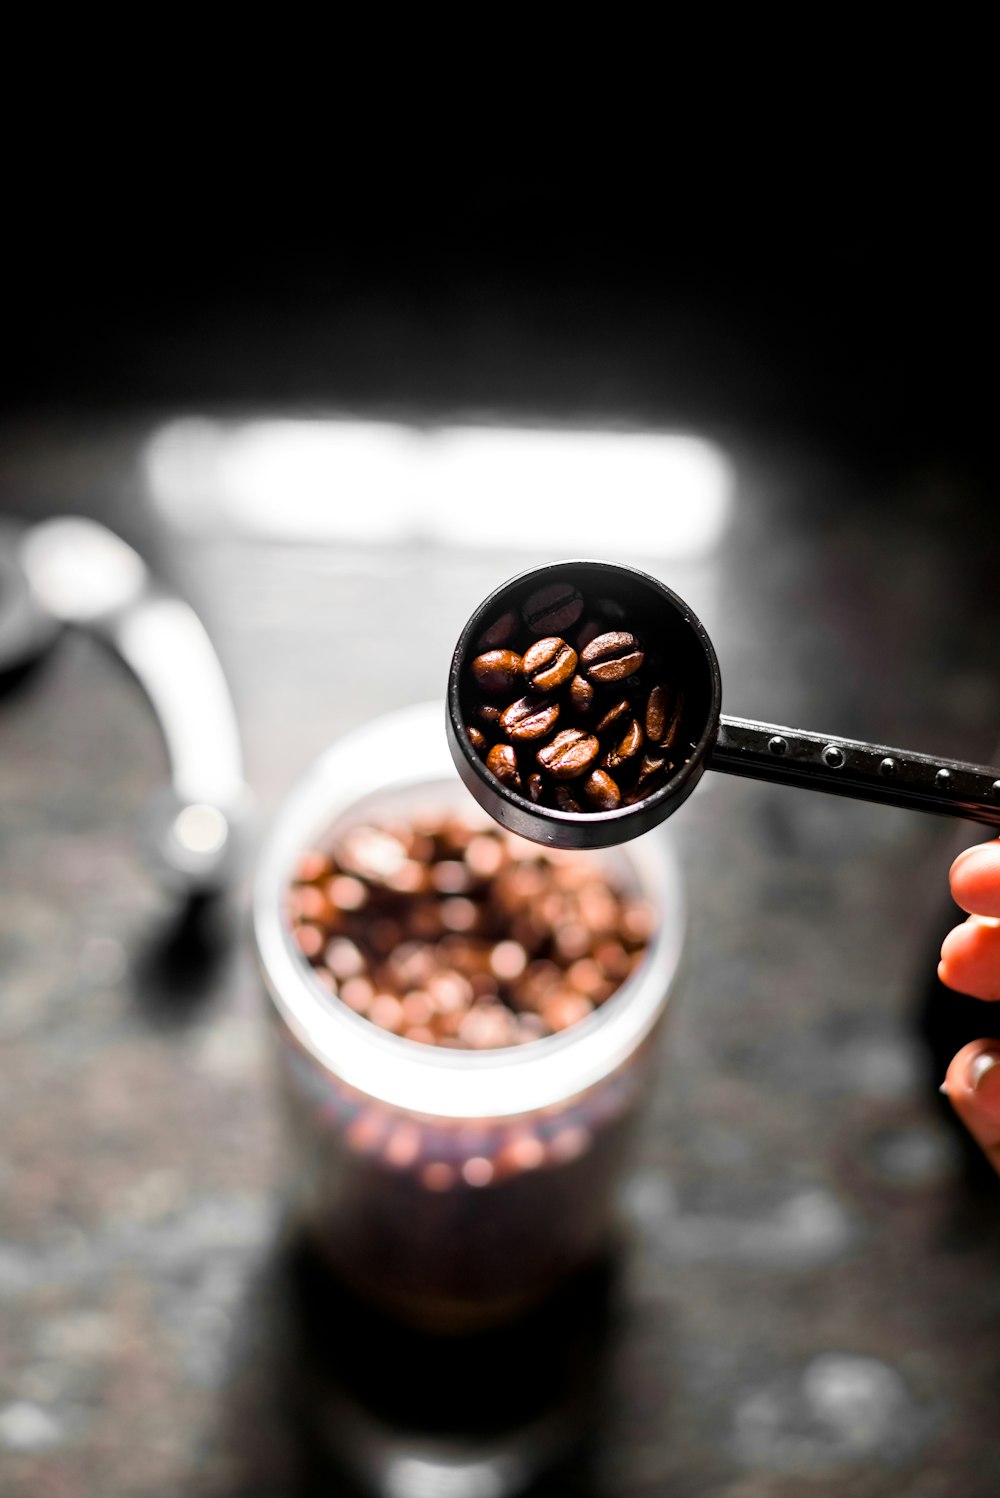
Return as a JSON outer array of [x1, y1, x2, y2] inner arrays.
[[938, 839, 1000, 1175]]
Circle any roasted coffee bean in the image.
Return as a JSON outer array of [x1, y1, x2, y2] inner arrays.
[[566, 957, 610, 999], [575, 619, 604, 652], [644, 684, 669, 744], [527, 772, 546, 803], [369, 993, 405, 1033], [467, 725, 488, 756], [294, 922, 325, 959], [537, 729, 600, 779], [500, 696, 560, 741], [594, 939, 631, 981], [459, 1002, 518, 1049], [516, 959, 561, 1008], [465, 834, 505, 879], [595, 697, 630, 733], [431, 860, 473, 895], [476, 609, 519, 651], [340, 976, 371, 1011], [326, 937, 366, 980], [490, 939, 528, 981], [295, 884, 334, 924], [486, 743, 522, 791], [339, 826, 408, 881], [471, 649, 523, 695], [581, 631, 645, 684], [583, 769, 621, 810], [553, 785, 583, 812], [602, 716, 644, 770], [522, 636, 578, 692], [522, 581, 584, 636], [626, 751, 672, 803], [543, 991, 594, 1031], [328, 875, 368, 912], [569, 674, 594, 713], [296, 849, 332, 883], [442, 896, 479, 932], [660, 689, 686, 750], [645, 683, 685, 747], [477, 702, 503, 726], [637, 753, 667, 786]]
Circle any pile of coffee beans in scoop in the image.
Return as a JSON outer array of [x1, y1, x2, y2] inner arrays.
[[461, 579, 694, 812], [287, 809, 653, 1048]]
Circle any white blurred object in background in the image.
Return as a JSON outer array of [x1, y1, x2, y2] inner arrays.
[[144, 418, 734, 559]]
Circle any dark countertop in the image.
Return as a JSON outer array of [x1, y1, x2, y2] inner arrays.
[[2, 378, 999, 1495]]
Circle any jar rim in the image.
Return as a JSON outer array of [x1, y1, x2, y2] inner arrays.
[[253, 702, 685, 1118]]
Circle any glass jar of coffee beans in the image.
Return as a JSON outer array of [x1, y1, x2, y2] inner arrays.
[[255, 703, 684, 1331]]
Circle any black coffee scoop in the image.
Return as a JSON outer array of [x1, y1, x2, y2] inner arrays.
[[446, 559, 1000, 850]]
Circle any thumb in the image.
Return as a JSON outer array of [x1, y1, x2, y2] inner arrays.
[[943, 1040, 1000, 1177]]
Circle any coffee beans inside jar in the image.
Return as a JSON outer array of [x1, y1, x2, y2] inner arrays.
[[287, 809, 653, 1048], [461, 581, 694, 813]]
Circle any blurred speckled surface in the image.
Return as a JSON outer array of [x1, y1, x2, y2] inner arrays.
[[1, 391, 999, 1498]]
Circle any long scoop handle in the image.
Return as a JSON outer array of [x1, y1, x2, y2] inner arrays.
[[709, 715, 1000, 827]]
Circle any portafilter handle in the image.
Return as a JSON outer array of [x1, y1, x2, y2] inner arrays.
[[18, 516, 251, 891]]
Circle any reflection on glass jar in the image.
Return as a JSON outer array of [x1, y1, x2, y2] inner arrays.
[[255, 703, 684, 1332]]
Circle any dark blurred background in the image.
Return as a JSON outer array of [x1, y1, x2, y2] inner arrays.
[[3, 122, 999, 1497], [5, 133, 994, 472]]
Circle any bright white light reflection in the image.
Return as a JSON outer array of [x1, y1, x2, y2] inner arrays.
[[145, 418, 733, 558], [172, 804, 229, 856], [383, 1452, 518, 1498]]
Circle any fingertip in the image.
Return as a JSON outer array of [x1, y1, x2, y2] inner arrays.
[[946, 1040, 1000, 1114], [940, 918, 973, 964], [943, 1041, 1000, 1177], [938, 917, 1000, 1001], [950, 839, 1000, 918], [938, 921, 975, 986]]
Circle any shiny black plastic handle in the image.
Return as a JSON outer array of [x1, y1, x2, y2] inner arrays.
[[710, 716, 1000, 826]]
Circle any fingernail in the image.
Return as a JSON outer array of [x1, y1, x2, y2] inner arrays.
[[939, 1081, 950, 1096], [969, 1051, 1000, 1090]]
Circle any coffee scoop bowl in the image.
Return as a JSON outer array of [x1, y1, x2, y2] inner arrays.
[[446, 560, 1000, 851]]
